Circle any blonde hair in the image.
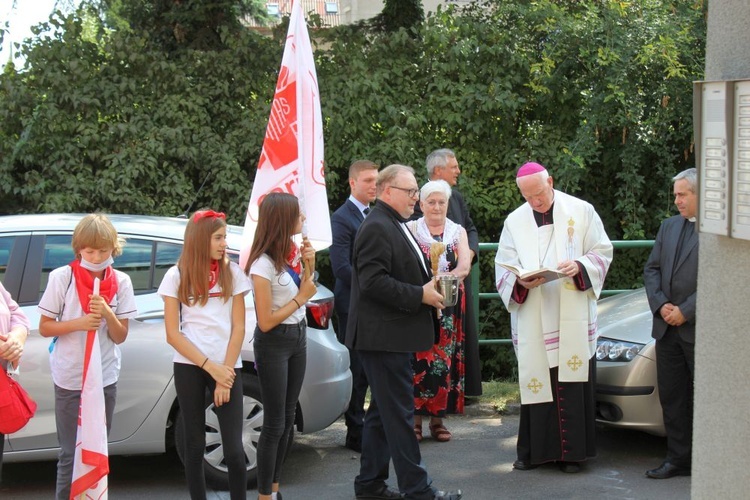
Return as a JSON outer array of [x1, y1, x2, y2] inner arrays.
[[71, 213, 124, 258], [177, 210, 233, 306]]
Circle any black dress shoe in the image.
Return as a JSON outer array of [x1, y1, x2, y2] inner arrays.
[[512, 459, 538, 471], [355, 485, 404, 499], [645, 462, 691, 479], [557, 461, 581, 473], [434, 490, 462, 500]]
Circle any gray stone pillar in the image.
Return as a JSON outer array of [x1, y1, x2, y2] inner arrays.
[[694, 1, 750, 498]]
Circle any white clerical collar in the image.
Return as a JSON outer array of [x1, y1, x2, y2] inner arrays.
[[688, 217, 696, 222], [349, 195, 370, 216]]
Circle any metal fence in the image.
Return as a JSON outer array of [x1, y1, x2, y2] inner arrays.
[[472, 240, 655, 346], [317, 239, 654, 346]]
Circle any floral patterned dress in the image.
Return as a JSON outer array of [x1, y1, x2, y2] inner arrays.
[[407, 217, 465, 416]]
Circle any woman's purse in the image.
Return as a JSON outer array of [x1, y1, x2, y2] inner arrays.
[[0, 365, 37, 434]]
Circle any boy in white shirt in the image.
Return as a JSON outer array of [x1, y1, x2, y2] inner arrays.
[[38, 213, 137, 500]]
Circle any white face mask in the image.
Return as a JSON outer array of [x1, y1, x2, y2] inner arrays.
[[80, 256, 114, 272]]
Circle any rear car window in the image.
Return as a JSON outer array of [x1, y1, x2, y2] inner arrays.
[[0, 236, 15, 283], [40, 235, 75, 297], [38, 235, 183, 297]]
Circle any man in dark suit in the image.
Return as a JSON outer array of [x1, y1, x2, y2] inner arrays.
[[331, 159, 379, 453], [643, 167, 699, 479], [346, 164, 461, 500], [413, 149, 482, 398]]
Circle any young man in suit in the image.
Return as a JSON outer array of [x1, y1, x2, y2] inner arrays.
[[330, 159, 379, 453], [346, 164, 462, 500], [643, 167, 699, 479]]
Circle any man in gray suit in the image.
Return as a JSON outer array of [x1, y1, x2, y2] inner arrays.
[[643, 167, 698, 479]]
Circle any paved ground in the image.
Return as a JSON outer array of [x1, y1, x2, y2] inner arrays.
[[1, 406, 691, 499]]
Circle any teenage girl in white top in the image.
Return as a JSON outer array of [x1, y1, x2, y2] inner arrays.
[[245, 193, 316, 500], [158, 209, 251, 500]]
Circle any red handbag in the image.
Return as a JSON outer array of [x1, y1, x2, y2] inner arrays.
[[0, 367, 37, 434]]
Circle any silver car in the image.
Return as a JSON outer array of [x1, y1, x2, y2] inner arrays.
[[0, 214, 352, 488], [595, 288, 665, 436]]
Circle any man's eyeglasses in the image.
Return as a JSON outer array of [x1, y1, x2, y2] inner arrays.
[[389, 185, 420, 198]]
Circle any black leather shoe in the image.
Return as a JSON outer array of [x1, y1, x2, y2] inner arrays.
[[557, 461, 581, 473], [512, 459, 538, 471], [434, 490, 462, 500], [645, 462, 691, 479], [355, 485, 404, 499]]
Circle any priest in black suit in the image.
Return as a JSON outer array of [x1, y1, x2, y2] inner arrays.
[[330, 159, 379, 453], [346, 164, 462, 500], [412, 149, 482, 397], [643, 167, 699, 479]]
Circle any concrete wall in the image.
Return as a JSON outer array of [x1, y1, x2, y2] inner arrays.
[[693, 1, 750, 498]]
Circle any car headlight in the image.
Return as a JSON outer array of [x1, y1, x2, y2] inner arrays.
[[596, 338, 645, 362]]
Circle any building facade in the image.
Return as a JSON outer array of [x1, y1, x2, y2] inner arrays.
[[251, 1, 342, 27], [254, 0, 475, 28], [338, 1, 474, 24]]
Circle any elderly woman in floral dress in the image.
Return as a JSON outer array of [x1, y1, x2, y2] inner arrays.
[[406, 179, 471, 442]]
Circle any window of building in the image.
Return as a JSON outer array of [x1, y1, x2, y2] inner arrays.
[[325, 2, 338, 14], [267, 3, 280, 16]]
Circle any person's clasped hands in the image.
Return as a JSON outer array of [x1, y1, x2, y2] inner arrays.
[[660, 303, 686, 326], [0, 335, 24, 363]]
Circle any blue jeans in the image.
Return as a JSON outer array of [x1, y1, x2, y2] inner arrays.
[[253, 320, 307, 496]]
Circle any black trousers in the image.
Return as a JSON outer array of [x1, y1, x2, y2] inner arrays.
[[254, 321, 307, 496], [174, 363, 246, 500], [655, 329, 694, 467], [339, 312, 368, 440], [356, 350, 435, 500]]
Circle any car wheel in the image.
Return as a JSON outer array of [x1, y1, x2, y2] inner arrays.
[[175, 373, 290, 489]]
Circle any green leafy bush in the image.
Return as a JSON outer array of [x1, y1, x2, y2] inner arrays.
[[0, 0, 706, 380]]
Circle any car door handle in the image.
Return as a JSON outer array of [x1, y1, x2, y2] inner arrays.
[[135, 312, 165, 322]]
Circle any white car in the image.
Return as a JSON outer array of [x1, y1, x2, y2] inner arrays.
[[595, 288, 665, 436], [0, 214, 352, 488]]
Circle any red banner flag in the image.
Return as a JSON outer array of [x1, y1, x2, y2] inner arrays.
[[70, 280, 109, 499], [240, 0, 331, 268]]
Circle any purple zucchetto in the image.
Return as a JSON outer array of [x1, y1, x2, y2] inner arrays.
[[516, 162, 547, 178]]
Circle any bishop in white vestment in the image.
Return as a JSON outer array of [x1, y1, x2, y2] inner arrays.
[[495, 162, 612, 473]]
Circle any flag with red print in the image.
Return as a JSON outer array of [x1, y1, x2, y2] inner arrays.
[[240, 0, 331, 267], [70, 281, 109, 499]]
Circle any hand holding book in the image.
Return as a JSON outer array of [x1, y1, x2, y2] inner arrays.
[[498, 263, 567, 283]]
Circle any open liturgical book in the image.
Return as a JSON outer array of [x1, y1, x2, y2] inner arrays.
[[499, 263, 567, 282]]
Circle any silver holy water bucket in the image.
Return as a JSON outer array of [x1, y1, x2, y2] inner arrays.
[[437, 274, 459, 307]]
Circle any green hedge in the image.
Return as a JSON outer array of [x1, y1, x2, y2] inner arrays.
[[0, 0, 706, 379]]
